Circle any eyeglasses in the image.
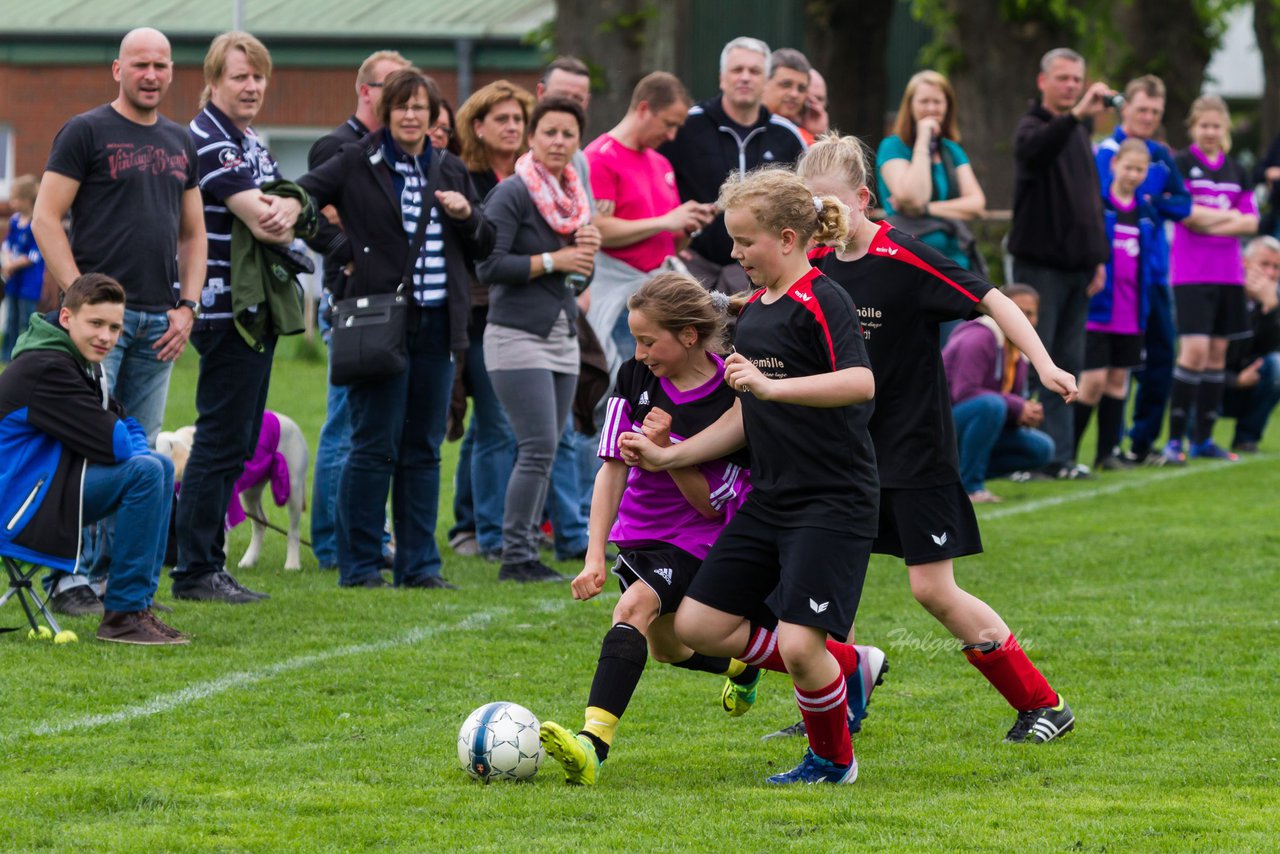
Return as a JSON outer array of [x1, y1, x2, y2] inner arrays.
[[429, 124, 454, 139], [365, 82, 384, 89]]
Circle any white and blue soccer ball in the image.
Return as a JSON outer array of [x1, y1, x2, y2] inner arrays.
[[457, 702, 544, 782]]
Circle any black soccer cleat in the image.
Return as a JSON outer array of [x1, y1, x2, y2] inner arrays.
[[1003, 696, 1075, 743]]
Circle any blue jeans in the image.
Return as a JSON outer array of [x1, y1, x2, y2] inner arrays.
[[1129, 283, 1176, 455], [1013, 259, 1092, 468], [173, 326, 276, 580], [449, 330, 515, 554], [2, 297, 38, 362], [311, 350, 353, 568], [88, 307, 176, 580], [953, 394, 1056, 493], [547, 421, 591, 558], [82, 453, 174, 612], [339, 306, 453, 586], [1226, 352, 1280, 445]]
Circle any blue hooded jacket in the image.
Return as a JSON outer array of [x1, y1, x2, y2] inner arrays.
[[0, 312, 148, 570]]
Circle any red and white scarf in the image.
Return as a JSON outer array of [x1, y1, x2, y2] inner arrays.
[[515, 151, 591, 236]]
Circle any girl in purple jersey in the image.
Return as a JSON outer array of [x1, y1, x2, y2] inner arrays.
[[538, 272, 758, 786], [794, 133, 1080, 744], [623, 168, 880, 785], [1167, 95, 1260, 461]]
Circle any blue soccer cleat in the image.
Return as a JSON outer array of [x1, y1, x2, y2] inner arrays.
[[846, 645, 888, 734], [765, 749, 858, 785]]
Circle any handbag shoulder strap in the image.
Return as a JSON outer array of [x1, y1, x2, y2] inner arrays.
[[398, 155, 442, 291]]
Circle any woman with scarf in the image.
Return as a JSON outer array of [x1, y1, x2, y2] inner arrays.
[[477, 96, 600, 583], [299, 68, 495, 589]]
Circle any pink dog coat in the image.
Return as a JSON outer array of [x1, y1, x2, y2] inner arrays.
[[226, 410, 291, 529]]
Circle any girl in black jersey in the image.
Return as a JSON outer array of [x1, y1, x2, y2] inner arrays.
[[622, 168, 877, 785], [537, 273, 758, 786], [793, 134, 1080, 744]]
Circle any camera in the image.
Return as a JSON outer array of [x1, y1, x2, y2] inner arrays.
[[1106, 93, 1126, 110]]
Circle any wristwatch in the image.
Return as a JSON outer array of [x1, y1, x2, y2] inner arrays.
[[177, 298, 201, 318], [541, 251, 555, 274]]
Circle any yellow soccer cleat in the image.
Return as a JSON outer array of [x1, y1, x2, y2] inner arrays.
[[720, 669, 763, 717], [538, 720, 600, 786]]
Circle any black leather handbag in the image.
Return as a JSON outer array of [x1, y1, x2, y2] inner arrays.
[[328, 172, 437, 387]]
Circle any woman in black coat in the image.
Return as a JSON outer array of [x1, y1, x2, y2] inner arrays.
[[300, 68, 494, 589]]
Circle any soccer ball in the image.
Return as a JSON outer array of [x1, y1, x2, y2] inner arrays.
[[457, 702, 544, 782]]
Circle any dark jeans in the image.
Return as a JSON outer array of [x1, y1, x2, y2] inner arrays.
[[952, 394, 1055, 493], [1129, 283, 1176, 455], [1225, 351, 1280, 445], [338, 306, 453, 586], [173, 327, 276, 580], [83, 453, 174, 612], [1012, 258, 1091, 468]]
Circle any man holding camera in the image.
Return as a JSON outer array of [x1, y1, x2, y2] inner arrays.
[[1008, 47, 1114, 479]]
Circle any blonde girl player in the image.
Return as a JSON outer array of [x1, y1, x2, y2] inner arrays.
[[622, 167, 879, 785], [1166, 95, 1260, 461], [538, 273, 758, 786], [789, 133, 1079, 744]]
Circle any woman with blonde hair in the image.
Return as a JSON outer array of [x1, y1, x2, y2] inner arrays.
[[456, 80, 536, 199], [877, 70, 986, 277]]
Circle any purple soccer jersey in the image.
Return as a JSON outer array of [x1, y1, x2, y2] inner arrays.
[[598, 354, 750, 559], [1171, 146, 1255, 286]]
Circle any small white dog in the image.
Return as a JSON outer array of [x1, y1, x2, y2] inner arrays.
[[157, 411, 309, 570]]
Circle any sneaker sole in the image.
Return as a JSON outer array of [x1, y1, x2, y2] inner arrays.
[[538, 722, 597, 785], [96, 634, 189, 645]]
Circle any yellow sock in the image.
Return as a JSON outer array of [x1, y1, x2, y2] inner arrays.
[[582, 707, 620, 747], [724, 658, 748, 679]]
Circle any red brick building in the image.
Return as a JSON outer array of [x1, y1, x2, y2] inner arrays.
[[0, 1, 554, 195]]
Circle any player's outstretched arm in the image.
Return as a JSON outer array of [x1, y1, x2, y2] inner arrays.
[[980, 288, 1078, 403], [725, 352, 873, 407], [620, 400, 746, 471], [641, 407, 719, 520], [574, 460, 629, 601]]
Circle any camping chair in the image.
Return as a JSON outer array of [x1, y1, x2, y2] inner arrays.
[[1, 556, 78, 642]]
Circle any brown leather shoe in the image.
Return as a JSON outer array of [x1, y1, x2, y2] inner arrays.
[[141, 609, 190, 642], [97, 610, 190, 645]]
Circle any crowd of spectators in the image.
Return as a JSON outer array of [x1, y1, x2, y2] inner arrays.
[[3, 29, 1279, 643]]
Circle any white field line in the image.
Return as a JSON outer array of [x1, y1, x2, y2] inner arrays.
[[13, 605, 540, 740], [979, 453, 1273, 520]]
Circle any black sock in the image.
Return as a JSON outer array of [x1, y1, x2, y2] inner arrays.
[[1193, 371, 1225, 444], [670, 652, 731, 674], [730, 665, 762, 686], [579, 731, 608, 759], [1169, 366, 1200, 443], [1072, 401, 1095, 460], [1096, 395, 1126, 463], [583, 622, 648, 761]]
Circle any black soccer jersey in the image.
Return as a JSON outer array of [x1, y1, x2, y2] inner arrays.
[[813, 221, 992, 488], [732, 268, 879, 535]]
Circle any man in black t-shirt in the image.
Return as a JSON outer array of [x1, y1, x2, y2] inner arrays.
[[31, 27, 206, 616]]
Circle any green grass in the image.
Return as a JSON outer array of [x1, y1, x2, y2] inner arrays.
[[3, 341, 1279, 852]]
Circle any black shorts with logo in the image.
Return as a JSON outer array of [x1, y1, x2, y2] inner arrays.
[[611, 542, 701, 616], [685, 505, 872, 642], [874, 482, 984, 566], [1174, 284, 1251, 338], [1084, 330, 1145, 371]]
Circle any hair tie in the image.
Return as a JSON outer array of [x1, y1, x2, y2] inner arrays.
[[707, 290, 731, 313], [813, 196, 824, 214]]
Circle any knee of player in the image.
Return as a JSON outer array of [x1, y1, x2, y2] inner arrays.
[[775, 626, 827, 675], [612, 590, 659, 630], [908, 565, 956, 608]]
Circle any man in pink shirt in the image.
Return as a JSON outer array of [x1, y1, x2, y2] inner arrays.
[[584, 72, 716, 375]]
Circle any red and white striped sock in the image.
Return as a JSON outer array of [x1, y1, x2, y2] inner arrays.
[[738, 624, 787, 673], [795, 673, 853, 767]]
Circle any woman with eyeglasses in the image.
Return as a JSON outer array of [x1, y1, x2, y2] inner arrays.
[[299, 68, 495, 590], [428, 96, 462, 156]]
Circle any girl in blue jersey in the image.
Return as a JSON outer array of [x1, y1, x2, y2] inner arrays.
[[622, 167, 877, 785]]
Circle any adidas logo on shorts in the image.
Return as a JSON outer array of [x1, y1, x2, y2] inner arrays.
[[654, 567, 673, 585]]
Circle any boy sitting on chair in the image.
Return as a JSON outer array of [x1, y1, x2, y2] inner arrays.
[[0, 273, 186, 644]]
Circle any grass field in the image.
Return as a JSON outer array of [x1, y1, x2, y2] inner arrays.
[[3, 340, 1278, 852]]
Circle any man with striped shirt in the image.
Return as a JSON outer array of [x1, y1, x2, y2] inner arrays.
[[172, 31, 303, 604]]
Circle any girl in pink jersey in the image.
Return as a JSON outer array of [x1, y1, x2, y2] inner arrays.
[[1167, 95, 1260, 461], [538, 272, 756, 785]]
